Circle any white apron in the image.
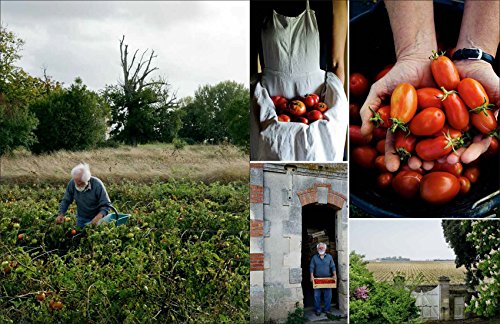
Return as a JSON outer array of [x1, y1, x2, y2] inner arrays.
[[250, 0, 348, 161]]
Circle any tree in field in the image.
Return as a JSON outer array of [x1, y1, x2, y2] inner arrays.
[[104, 36, 179, 145], [178, 81, 249, 147], [443, 220, 499, 318], [0, 26, 40, 175], [29, 77, 109, 153]]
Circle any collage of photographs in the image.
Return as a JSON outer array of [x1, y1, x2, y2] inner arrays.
[[0, 0, 498, 323]]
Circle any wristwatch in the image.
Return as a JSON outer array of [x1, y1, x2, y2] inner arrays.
[[452, 48, 495, 65]]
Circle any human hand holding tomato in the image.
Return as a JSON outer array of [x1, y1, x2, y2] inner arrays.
[[360, 59, 435, 140]]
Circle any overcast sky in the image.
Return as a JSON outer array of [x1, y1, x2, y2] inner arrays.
[[1, 1, 249, 98], [350, 219, 457, 261]]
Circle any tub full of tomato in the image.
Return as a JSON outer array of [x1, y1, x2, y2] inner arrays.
[[349, 1, 500, 217]]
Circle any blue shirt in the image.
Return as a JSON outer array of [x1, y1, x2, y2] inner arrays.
[[59, 176, 111, 224], [309, 253, 336, 278]]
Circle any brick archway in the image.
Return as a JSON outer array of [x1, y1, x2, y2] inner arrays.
[[296, 183, 346, 209]]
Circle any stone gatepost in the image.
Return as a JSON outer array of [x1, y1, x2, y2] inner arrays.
[[439, 276, 451, 320]]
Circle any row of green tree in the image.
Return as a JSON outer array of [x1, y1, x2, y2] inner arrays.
[[0, 26, 249, 157]]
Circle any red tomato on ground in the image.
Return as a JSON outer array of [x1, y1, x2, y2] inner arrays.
[[409, 107, 446, 136], [352, 146, 377, 169], [417, 88, 444, 110], [350, 73, 369, 97], [392, 170, 423, 199], [441, 89, 469, 130], [420, 172, 460, 204], [430, 51, 460, 90], [390, 83, 418, 132]]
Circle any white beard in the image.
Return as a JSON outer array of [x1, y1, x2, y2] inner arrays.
[[75, 183, 87, 192], [319, 251, 326, 255]]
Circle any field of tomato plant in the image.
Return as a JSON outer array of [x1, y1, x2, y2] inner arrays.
[[367, 261, 466, 285], [0, 180, 249, 323]]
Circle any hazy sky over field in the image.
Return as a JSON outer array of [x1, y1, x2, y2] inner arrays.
[[350, 219, 456, 261], [1, 1, 249, 98]]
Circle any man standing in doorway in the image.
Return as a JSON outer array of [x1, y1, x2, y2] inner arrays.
[[310, 242, 337, 316]]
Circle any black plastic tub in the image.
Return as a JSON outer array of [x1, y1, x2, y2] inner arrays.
[[349, 1, 500, 217]]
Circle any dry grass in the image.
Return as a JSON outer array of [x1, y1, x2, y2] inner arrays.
[[0, 144, 248, 185], [367, 261, 466, 285]]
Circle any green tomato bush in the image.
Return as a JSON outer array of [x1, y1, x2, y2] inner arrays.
[[0, 180, 249, 323]]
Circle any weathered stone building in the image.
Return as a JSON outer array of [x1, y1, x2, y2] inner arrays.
[[250, 163, 348, 323]]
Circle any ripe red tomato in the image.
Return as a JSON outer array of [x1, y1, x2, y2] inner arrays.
[[17, 234, 23, 241], [409, 107, 446, 136], [457, 78, 491, 110], [271, 96, 283, 106], [392, 170, 423, 199], [394, 131, 417, 160], [307, 110, 323, 122], [304, 95, 316, 108], [374, 155, 388, 173], [416, 135, 455, 161], [458, 176, 471, 195], [313, 102, 329, 113], [71, 229, 77, 235], [370, 105, 391, 128], [376, 173, 393, 189], [430, 51, 460, 90], [390, 83, 417, 132], [373, 127, 387, 140], [350, 103, 360, 121], [350, 73, 369, 97], [470, 110, 497, 134], [400, 164, 424, 175], [420, 172, 460, 204], [352, 146, 377, 169], [431, 161, 463, 177], [374, 65, 393, 81], [278, 114, 291, 122], [36, 292, 46, 301], [417, 88, 444, 110], [376, 140, 385, 154], [436, 125, 463, 139], [484, 137, 499, 158], [309, 93, 320, 104], [289, 100, 306, 116], [464, 166, 480, 183], [350, 125, 370, 146], [295, 116, 309, 125], [441, 90, 469, 130]]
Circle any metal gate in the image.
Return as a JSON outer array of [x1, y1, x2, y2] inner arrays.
[[454, 296, 465, 319], [412, 286, 440, 320]]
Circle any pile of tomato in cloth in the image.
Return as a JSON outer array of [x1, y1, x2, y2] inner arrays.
[[272, 93, 330, 124], [350, 51, 498, 205]]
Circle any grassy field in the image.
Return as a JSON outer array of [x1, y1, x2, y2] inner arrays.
[[0, 143, 248, 184], [367, 261, 466, 285]]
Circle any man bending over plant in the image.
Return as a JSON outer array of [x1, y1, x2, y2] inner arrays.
[[55, 163, 111, 227]]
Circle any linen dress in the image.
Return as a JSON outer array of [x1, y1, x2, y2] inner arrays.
[[250, 0, 348, 161]]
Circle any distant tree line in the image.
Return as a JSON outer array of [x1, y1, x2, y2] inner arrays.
[[0, 26, 249, 158]]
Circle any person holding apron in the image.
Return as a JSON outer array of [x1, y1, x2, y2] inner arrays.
[[251, 0, 348, 161]]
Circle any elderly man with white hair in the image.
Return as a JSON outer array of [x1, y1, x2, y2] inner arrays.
[[310, 242, 337, 316], [55, 163, 111, 227]]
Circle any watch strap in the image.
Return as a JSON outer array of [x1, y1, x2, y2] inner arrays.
[[452, 48, 495, 65]]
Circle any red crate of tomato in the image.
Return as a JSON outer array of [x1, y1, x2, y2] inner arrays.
[[313, 278, 337, 289]]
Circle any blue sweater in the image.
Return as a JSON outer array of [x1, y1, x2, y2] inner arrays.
[[310, 253, 336, 278], [59, 177, 111, 223]]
